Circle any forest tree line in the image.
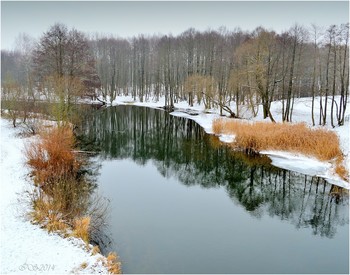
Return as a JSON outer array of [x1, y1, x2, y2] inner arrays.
[[1, 22, 349, 127]]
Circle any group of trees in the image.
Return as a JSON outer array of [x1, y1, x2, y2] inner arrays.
[[89, 24, 349, 125], [1, 24, 100, 126], [1, 22, 349, 126]]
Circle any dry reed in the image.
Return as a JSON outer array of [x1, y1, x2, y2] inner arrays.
[[213, 118, 347, 180], [91, 245, 100, 255], [30, 195, 69, 233], [106, 252, 122, 274], [72, 217, 91, 244]]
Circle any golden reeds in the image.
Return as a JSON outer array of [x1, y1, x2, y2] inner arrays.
[[213, 118, 347, 180]]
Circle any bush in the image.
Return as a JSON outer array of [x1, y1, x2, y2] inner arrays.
[[25, 126, 79, 186], [25, 126, 92, 221]]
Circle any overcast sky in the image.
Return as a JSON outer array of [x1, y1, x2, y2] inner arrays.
[[1, 1, 349, 50]]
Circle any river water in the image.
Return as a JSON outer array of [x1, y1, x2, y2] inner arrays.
[[79, 105, 349, 274]]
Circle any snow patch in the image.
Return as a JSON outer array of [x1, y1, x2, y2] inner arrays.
[[218, 134, 235, 143], [261, 150, 349, 190], [172, 112, 220, 134]]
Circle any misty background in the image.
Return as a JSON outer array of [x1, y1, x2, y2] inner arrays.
[[1, 1, 349, 50]]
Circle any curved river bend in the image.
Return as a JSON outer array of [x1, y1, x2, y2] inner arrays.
[[79, 105, 349, 274]]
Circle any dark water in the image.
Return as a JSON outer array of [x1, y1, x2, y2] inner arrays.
[[79, 105, 349, 274]]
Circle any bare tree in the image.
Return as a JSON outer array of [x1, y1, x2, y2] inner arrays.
[[309, 24, 323, 126], [337, 23, 349, 126], [34, 23, 97, 101]]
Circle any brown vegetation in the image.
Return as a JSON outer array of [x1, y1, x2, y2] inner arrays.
[[213, 118, 348, 180], [91, 245, 100, 256], [72, 217, 91, 244], [25, 126, 79, 187], [25, 126, 90, 222], [30, 194, 68, 233], [106, 252, 122, 274], [25, 125, 121, 273], [335, 157, 348, 181]]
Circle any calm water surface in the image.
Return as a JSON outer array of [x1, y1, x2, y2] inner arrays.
[[79, 106, 349, 274]]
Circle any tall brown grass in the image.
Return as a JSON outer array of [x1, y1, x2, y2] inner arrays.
[[213, 118, 348, 180], [30, 193, 69, 233], [72, 217, 91, 244], [25, 126, 80, 187]]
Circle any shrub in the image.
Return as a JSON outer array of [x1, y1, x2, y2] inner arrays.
[[25, 126, 92, 220], [25, 126, 80, 187]]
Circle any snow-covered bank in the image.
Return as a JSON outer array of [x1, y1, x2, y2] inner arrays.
[[98, 95, 349, 189], [0, 119, 109, 274], [260, 151, 349, 189]]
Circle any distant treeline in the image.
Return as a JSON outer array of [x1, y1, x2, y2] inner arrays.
[[1, 23, 349, 126]]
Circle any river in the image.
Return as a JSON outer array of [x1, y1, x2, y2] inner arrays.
[[78, 105, 349, 274]]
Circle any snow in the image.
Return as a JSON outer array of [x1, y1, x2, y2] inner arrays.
[[170, 111, 219, 134], [218, 134, 236, 143], [97, 94, 349, 190], [0, 119, 109, 274], [260, 150, 349, 189]]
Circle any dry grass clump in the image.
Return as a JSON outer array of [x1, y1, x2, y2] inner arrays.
[[72, 217, 91, 244], [213, 118, 347, 179], [91, 245, 100, 255], [330, 185, 349, 197], [208, 135, 223, 149], [335, 157, 348, 180], [30, 194, 69, 233], [80, 262, 88, 269], [106, 252, 122, 274]]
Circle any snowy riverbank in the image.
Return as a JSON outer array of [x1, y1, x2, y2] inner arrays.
[[0, 119, 109, 274], [96, 95, 349, 189]]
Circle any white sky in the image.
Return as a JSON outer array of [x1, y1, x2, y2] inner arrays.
[[1, 1, 349, 50]]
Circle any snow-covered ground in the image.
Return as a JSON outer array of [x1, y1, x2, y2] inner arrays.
[[97, 95, 349, 189], [0, 119, 109, 274]]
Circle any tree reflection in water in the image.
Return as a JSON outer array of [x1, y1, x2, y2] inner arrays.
[[77, 105, 349, 238]]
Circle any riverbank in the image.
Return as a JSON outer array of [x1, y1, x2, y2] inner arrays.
[[0, 118, 110, 274], [94, 95, 349, 190]]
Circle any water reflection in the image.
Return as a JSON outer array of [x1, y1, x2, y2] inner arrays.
[[78, 105, 348, 239]]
